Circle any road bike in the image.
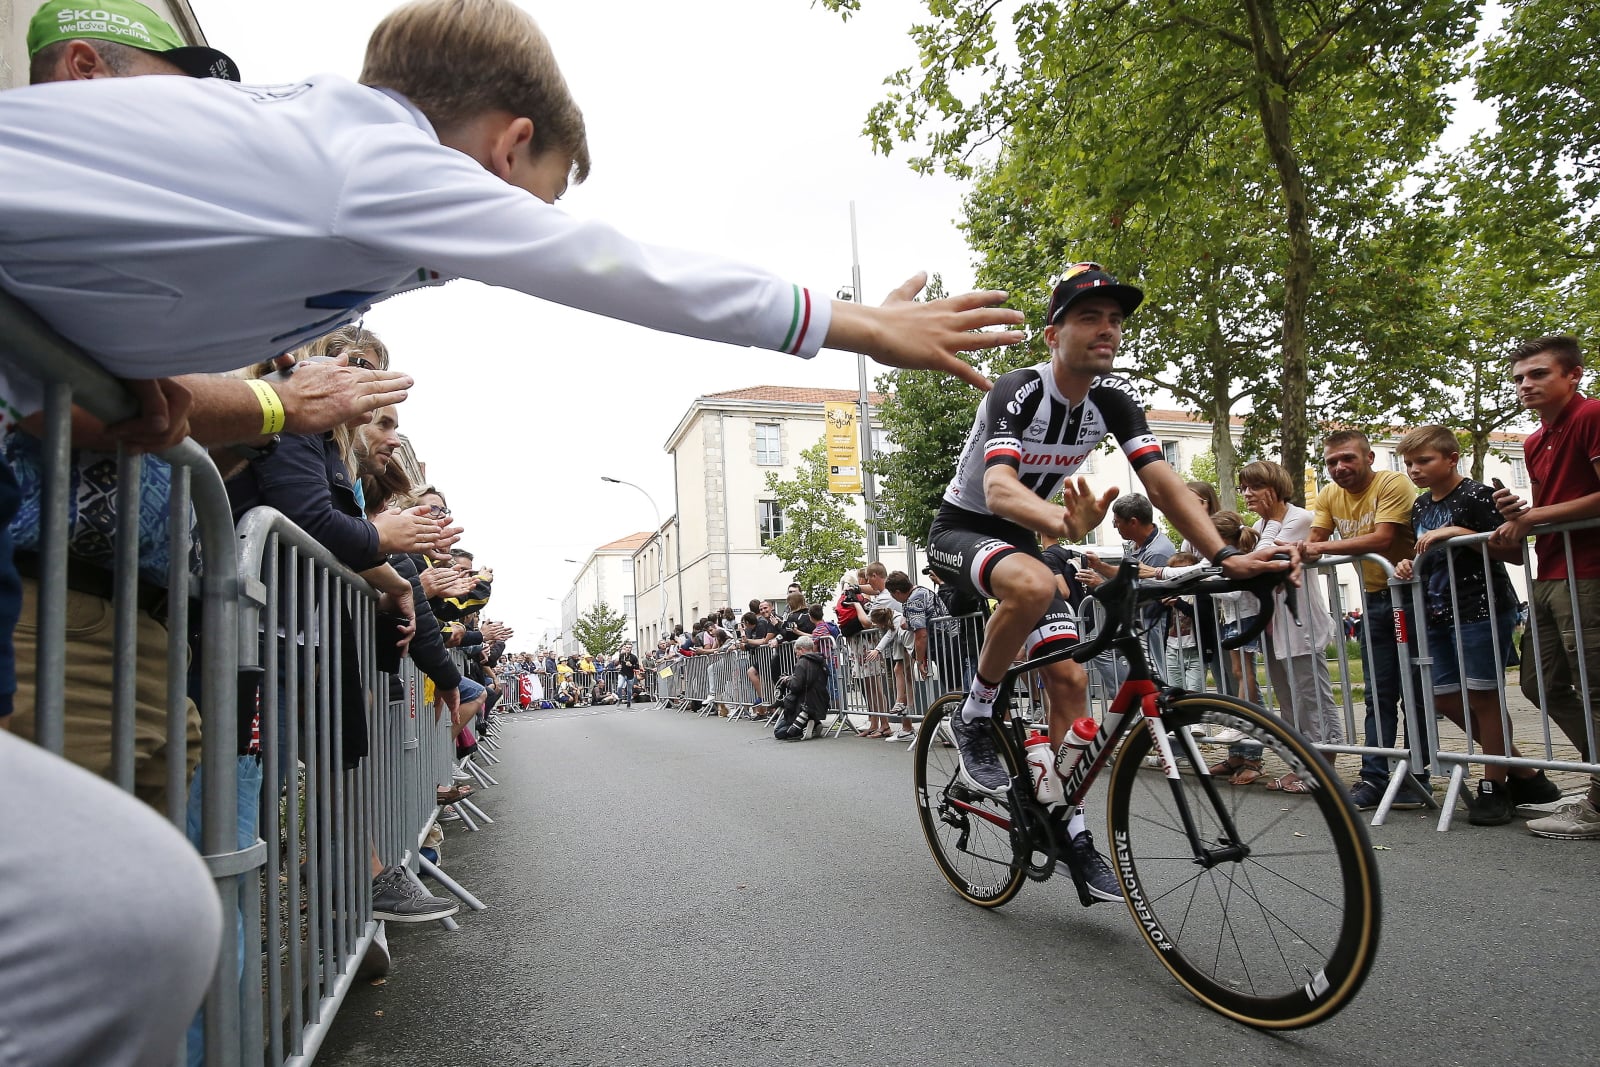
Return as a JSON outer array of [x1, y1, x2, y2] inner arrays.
[[913, 560, 1381, 1029]]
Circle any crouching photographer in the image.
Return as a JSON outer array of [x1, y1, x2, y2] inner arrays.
[[774, 635, 829, 742]]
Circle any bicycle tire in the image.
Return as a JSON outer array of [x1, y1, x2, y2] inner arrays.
[[913, 694, 1026, 908], [1106, 694, 1381, 1029]]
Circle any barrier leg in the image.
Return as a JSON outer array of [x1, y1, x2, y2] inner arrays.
[[1371, 758, 1411, 825], [458, 798, 493, 824], [419, 854, 488, 911], [1437, 762, 1469, 832]]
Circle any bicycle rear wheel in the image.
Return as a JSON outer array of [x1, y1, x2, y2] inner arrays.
[[1107, 694, 1380, 1029], [913, 694, 1025, 908]]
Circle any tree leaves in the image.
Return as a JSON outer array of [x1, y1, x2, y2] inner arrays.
[[573, 602, 629, 657]]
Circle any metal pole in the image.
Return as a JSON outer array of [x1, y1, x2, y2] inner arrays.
[[601, 477, 667, 649], [851, 201, 879, 564]]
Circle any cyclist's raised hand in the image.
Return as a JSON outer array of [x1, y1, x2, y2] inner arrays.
[[1060, 476, 1119, 541]]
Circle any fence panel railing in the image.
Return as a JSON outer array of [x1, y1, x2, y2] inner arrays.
[[2, 289, 251, 1065]]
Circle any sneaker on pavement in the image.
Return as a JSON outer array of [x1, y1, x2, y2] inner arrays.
[[1061, 828, 1123, 905], [1505, 769, 1562, 807], [1207, 727, 1246, 745], [888, 729, 915, 742], [1390, 777, 1433, 810], [371, 866, 459, 923], [948, 712, 1009, 797], [1348, 779, 1385, 811], [1526, 798, 1600, 840], [1467, 779, 1513, 827]]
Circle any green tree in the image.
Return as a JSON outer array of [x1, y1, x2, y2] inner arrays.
[[763, 440, 867, 601], [573, 602, 628, 657], [823, 0, 1478, 500]]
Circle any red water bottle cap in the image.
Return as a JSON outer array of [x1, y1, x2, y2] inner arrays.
[[1070, 717, 1099, 743], [1025, 732, 1051, 748]]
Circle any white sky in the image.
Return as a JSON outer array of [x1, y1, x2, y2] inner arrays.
[[195, 0, 983, 644]]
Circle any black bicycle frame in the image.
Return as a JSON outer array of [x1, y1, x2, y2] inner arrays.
[[956, 561, 1254, 869]]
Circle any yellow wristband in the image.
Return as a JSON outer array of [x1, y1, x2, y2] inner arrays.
[[247, 379, 286, 435]]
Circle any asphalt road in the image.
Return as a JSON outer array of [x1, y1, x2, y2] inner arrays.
[[320, 703, 1598, 1067]]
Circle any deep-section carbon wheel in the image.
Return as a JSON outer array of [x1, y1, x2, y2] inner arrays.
[[913, 694, 1025, 908], [1107, 695, 1381, 1029]]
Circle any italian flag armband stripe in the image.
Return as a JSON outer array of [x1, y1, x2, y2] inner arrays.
[[780, 285, 814, 355]]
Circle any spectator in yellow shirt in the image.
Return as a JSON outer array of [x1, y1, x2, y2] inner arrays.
[[1301, 430, 1429, 811]]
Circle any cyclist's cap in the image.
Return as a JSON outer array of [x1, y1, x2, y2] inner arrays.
[[27, 0, 241, 81], [1046, 263, 1144, 324]]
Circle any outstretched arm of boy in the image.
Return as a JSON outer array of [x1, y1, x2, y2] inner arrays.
[[824, 273, 1021, 391]]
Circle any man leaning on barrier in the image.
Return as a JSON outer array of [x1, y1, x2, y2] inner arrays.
[[1302, 430, 1432, 811], [1491, 334, 1600, 840]]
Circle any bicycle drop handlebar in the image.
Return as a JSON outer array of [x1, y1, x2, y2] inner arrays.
[[1069, 556, 1298, 665]]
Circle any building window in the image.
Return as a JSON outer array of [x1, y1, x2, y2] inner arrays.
[[1080, 451, 1096, 475], [1161, 440, 1180, 467], [759, 499, 784, 544], [877, 528, 900, 549], [1387, 451, 1403, 472], [871, 427, 891, 455], [755, 423, 782, 465], [1081, 527, 1098, 546], [1511, 458, 1527, 488]]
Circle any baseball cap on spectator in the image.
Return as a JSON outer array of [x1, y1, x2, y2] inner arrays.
[[27, 0, 241, 80], [1045, 262, 1143, 324]]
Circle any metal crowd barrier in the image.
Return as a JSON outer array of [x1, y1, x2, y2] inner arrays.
[[1403, 518, 1600, 831], [3, 292, 249, 1065], [4, 290, 495, 1065]]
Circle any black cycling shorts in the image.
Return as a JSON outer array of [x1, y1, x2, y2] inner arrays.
[[926, 504, 1078, 658]]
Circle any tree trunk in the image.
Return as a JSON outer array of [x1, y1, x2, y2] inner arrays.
[[1470, 431, 1491, 483], [1244, 0, 1314, 504], [1207, 309, 1240, 511]]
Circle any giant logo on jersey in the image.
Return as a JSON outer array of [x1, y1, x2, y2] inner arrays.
[[1005, 376, 1042, 415]]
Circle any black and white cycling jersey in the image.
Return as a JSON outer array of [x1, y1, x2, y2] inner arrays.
[[942, 363, 1164, 515]]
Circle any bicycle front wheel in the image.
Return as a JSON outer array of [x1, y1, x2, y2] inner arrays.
[[913, 694, 1025, 908], [1107, 694, 1380, 1029]]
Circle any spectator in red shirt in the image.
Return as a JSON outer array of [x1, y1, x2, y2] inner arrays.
[[1491, 334, 1600, 839]]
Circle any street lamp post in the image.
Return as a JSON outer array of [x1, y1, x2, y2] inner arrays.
[[601, 476, 667, 648]]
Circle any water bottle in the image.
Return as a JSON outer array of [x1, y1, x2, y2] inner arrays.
[[1024, 731, 1064, 807], [1054, 716, 1100, 781]]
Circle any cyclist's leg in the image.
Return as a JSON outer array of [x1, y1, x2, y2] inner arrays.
[[1041, 657, 1089, 746], [970, 552, 1057, 708]]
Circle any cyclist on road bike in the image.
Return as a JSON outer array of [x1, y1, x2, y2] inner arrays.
[[926, 263, 1290, 900]]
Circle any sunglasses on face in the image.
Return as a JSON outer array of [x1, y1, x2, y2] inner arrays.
[[347, 356, 375, 371], [1048, 261, 1104, 287], [428, 504, 451, 518]]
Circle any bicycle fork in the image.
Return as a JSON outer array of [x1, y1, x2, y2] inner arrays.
[[1141, 696, 1251, 868]]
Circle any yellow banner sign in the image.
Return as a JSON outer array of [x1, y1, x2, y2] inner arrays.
[[824, 401, 863, 494]]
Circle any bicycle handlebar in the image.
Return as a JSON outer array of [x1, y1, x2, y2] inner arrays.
[[1075, 556, 1298, 662]]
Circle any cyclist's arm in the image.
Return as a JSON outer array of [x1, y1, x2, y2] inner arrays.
[[1138, 459, 1228, 560], [1141, 460, 1297, 580], [983, 464, 1071, 537]]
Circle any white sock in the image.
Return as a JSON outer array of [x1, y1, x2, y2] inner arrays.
[[961, 677, 1000, 723], [1066, 807, 1086, 838]]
